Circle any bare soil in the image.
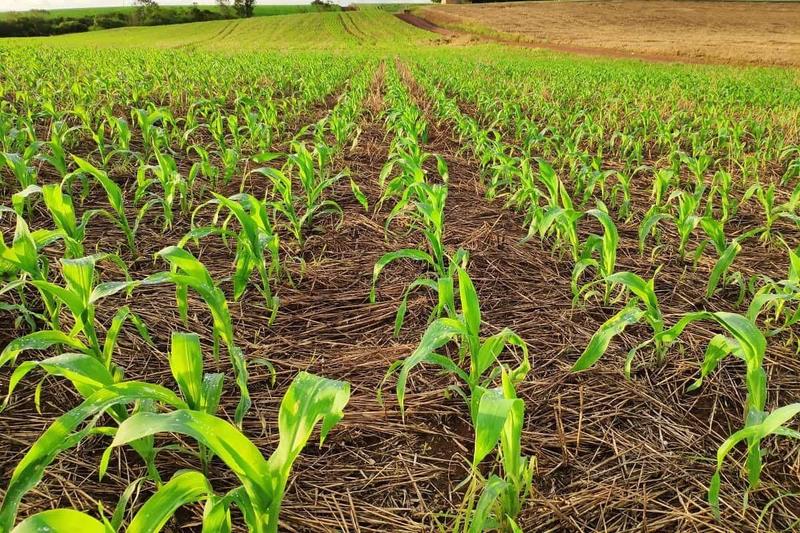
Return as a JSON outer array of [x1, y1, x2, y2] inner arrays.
[[414, 0, 800, 67]]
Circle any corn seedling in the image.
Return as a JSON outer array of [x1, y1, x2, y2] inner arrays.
[[255, 142, 344, 247], [653, 311, 774, 517], [70, 156, 148, 257], [458, 370, 535, 533], [154, 245, 251, 423], [135, 146, 187, 229], [572, 271, 666, 375], [741, 182, 800, 244], [746, 244, 800, 342], [0, 254, 150, 368], [0, 210, 68, 323], [0, 370, 350, 533], [391, 268, 529, 424], [188, 192, 280, 323], [571, 206, 619, 305], [11, 183, 98, 258], [372, 179, 467, 334]]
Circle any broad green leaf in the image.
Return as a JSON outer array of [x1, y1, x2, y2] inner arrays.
[[706, 241, 741, 298], [468, 475, 508, 533], [396, 318, 467, 415], [128, 470, 213, 533], [0, 382, 186, 531], [473, 389, 521, 467], [12, 509, 110, 533], [168, 332, 204, 410], [4, 352, 114, 409], [0, 330, 89, 367], [572, 306, 645, 372], [458, 268, 481, 339], [687, 334, 741, 392], [111, 410, 271, 526]]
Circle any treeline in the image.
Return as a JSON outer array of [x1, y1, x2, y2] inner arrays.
[[1, 3, 241, 38]]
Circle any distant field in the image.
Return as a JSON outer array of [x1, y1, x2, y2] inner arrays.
[[0, 4, 336, 19], [415, 0, 800, 66], [3, 8, 437, 49]]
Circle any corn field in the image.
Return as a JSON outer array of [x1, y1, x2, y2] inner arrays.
[[0, 19, 799, 533]]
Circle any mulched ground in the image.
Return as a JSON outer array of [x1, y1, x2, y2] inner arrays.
[[1, 62, 799, 533]]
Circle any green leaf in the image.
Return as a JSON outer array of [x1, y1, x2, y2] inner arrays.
[[168, 332, 205, 410], [468, 475, 508, 533], [687, 334, 741, 392], [473, 389, 521, 467], [572, 306, 645, 372], [4, 352, 114, 409], [111, 410, 271, 523], [12, 509, 111, 533], [128, 471, 213, 533], [706, 241, 741, 298], [0, 382, 186, 531], [458, 268, 481, 339], [0, 330, 89, 368], [370, 249, 435, 303], [350, 178, 368, 212], [709, 403, 800, 518], [396, 318, 467, 416]]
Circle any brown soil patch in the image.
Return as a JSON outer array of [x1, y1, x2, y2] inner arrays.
[[415, 0, 800, 67]]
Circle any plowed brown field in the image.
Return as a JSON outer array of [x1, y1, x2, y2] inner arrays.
[[416, 1, 800, 66]]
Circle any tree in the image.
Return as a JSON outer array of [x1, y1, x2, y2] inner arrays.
[[133, 0, 159, 25], [233, 0, 255, 18], [216, 0, 234, 18]]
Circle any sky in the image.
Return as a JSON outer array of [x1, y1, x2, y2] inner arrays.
[[1, 0, 421, 11]]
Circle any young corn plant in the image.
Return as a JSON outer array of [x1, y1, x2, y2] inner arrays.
[[391, 268, 530, 424], [255, 142, 344, 247], [153, 245, 251, 424], [372, 180, 467, 335], [709, 403, 800, 519], [650, 311, 788, 517], [70, 156, 148, 257], [38, 120, 80, 180], [745, 244, 800, 343], [0, 210, 69, 325], [571, 206, 619, 305], [0, 370, 350, 533], [11, 183, 98, 258], [640, 187, 704, 260], [287, 141, 345, 235], [2, 145, 40, 191], [0, 254, 150, 371], [741, 182, 800, 244], [135, 146, 187, 230], [610, 170, 634, 222], [457, 370, 535, 533], [707, 170, 736, 223], [572, 271, 666, 376], [699, 218, 761, 300], [0, 380, 186, 532], [651, 168, 676, 211], [529, 161, 581, 262], [188, 192, 281, 323]]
